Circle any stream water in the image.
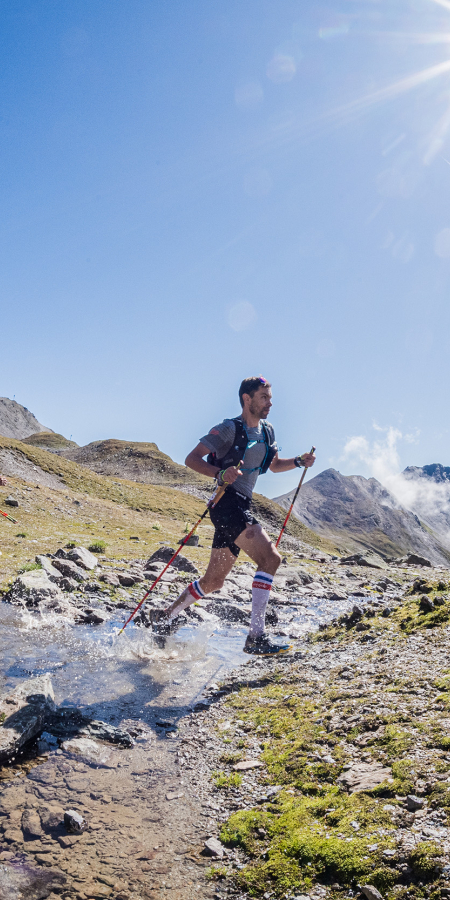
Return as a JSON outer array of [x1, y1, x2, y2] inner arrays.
[[0, 591, 367, 722]]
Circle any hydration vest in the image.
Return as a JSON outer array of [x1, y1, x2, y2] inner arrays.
[[207, 417, 277, 475]]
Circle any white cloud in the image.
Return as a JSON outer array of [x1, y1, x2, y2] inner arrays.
[[227, 301, 257, 331]]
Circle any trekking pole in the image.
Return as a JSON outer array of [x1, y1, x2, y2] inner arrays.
[[275, 447, 315, 548], [117, 464, 242, 636], [0, 508, 18, 524]]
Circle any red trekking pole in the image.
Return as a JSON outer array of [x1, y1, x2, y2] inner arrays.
[[0, 508, 18, 524], [275, 446, 315, 548]]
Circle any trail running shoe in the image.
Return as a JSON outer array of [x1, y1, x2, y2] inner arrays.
[[148, 608, 172, 634], [243, 635, 292, 656]]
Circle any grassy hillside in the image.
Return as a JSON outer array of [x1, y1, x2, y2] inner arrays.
[[0, 437, 336, 591], [23, 432, 78, 450], [62, 438, 208, 487]]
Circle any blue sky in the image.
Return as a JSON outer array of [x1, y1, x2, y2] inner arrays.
[[1, 0, 450, 499]]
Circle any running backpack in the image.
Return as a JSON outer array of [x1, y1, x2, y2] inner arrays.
[[206, 417, 277, 475]]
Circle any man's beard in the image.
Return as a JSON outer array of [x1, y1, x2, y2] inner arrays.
[[249, 399, 266, 418]]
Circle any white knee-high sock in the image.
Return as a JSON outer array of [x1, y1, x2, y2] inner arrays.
[[167, 580, 205, 619], [249, 570, 273, 638]]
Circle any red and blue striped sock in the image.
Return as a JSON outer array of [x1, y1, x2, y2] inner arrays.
[[249, 570, 273, 638]]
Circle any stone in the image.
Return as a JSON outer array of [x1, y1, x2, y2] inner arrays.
[[337, 762, 393, 793], [118, 572, 139, 587], [67, 546, 98, 570], [0, 675, 56, 765], [5, 570, 64, 607], [22, 809, 42, 839], [329, 591, 348, 601], [100, 572, 120, 586], [166, 791, 184, 800], [61, 737, 115, 767], [51, 557, 88, 581], [0, 858, 66, 898], [146, 547, 199, 574], [420, 595, 434, 612], [37, 730, 58, 754], [362, 886, 384, 900], [404, 554, 432, 567], [39, 804, 64, 831], [5, 496, 19, 507], [58, 576, 78, 592], [86, 720, 133, 746], [204, 837, 225, 858], [406, 794, 424, 811], [35, 555, 61, 578], [340, 553, 385, 569], [233, 760, 263, 771], [76, 609, 107, 625], [64, 810, 85, 833], [179, 534, 199, 547]]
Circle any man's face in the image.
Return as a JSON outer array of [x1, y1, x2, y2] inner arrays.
[[247, 385, 272, 419]]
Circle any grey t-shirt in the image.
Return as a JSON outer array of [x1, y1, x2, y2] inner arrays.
[[200, 417, 277, 499]]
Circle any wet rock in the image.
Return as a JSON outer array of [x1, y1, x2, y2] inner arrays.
[[37, 731, 58, 753], [362, 887, 384, 900], [51, 557, 88, 582], [420, 595, 434, 612], [406, 794, 424, 811], [64, 810, 85, 833], [0, 675, 56, 765], [67, 546, 98, 570], [204, 601, 250, 624], [337, 762, 393, 793], [76, 609, 107, 625], [5, 570, 64, 607], [85, 720, 133, 746], [5, 495, 19, 507], [146, 546, 199, 574], [39, 804, 64, 831], [204, 837, 225, 858], [0, 857, 66, 899], [61, 737, 119, 768], [22, 809, 42, 839]]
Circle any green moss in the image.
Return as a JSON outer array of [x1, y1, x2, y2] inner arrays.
[[213, 771, 242, 789], [88, 540, 106, 553], [409, 841, 441, 878], [18, 561, 42, 573]]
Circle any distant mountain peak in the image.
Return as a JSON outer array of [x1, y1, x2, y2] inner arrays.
[[403, 463, 450, 483], [0, 397, 53, 440]]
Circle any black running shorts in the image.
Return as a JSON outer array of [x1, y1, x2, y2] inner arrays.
[[209, 489, 259, 557]]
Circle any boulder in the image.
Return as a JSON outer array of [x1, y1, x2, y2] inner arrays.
[[5, 495, 19, 507], [99, 571, 120, 586], [340, 553, 386, 569], [35, 555, 61, 579], [5, 570, 64, 607], [0, 858, 66, 898], [337, 761, 393, 793], [0, 675, 56, 765], [404, 554, 432, 567], [67, 546, 98, 570], [22, 808, 42, 839], [362, 887, 384, 900], [179, 534, 199, 547], [51, 557, 88, 582], [146, 546, 199, 574]]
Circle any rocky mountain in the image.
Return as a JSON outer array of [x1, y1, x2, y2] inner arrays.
[[274, 468, 450, 565], [398, 463, 450, 551], [0, 398, 52, 440]]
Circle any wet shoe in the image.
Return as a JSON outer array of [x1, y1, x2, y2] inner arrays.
[[148, 608, 172, 634], [243, 635, 292, 656]]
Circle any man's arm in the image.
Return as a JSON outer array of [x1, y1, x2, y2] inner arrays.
[[269, 451, 316, 473], [185, 443, 242, 484]]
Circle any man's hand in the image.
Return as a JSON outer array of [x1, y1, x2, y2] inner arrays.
[[222, 463, 243, 484], [295, 451, 316, 469]]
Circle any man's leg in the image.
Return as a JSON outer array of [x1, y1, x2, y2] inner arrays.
[[235, 524, 282, 644], [158, 547, 236, 621]]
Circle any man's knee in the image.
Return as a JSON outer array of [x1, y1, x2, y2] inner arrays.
[[266, 545, 282, 570]]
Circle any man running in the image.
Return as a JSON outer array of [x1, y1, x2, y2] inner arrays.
[[151, 375, 315, 655]]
